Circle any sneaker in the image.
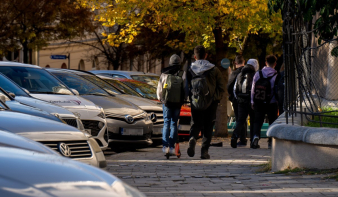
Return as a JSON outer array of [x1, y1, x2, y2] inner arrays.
[[251, 136, 259, 149], [187, 137, 196, 157], [169, 147, 176, 155], [231, 136, 238, 148], [162, 146, 169, 153], [200, 149, 210, 159], [237, 140, 247, 147]]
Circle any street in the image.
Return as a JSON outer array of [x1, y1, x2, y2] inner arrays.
[[105, 138, 338, 197]]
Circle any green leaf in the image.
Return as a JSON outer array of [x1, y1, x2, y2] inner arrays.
[[331, 46, 338, 57]]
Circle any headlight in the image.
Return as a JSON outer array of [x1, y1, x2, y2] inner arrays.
[[73, 112, 81, 118], [111, 181, 146, 197], [97, 107, 106, 119], [88, 137, 102, 153]]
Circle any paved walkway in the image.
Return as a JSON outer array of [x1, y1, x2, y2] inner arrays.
[[105, 138, 338, 197]]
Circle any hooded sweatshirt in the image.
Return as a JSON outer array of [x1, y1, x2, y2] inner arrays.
[[187, 60, 225, 102], [251, 66, 278, 104]]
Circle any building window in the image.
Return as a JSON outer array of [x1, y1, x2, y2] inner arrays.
[[78, 59, 85, 70], [45, 65, 50, 68], [61, 63, 67, 69]]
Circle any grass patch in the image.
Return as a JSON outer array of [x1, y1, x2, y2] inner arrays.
[[306, 107, 338, 128], [255, 160, 272, 173]]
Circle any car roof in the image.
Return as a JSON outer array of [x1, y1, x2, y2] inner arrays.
[[97, 75, 149, 84], [90, 70, 159, 77], [0, 61, 41, 68], [47, 68, 93, 76]]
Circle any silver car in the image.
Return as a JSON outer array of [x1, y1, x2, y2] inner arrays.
[[0, 102, 106, 168], [0, 72, 84, 130], [48, 69, 154, 147], [90, 70, 160, 87], [0, 146, 145, 197]]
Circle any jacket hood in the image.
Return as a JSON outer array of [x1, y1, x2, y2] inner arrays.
[[261, 66, 277, 77], [241, 64, 255, 75], [161, 64, 181, 75], [191, 60, 215, 75]]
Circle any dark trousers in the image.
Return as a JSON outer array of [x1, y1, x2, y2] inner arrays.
[[253, 103, 278, 142], [231, 99, 247, 141], [190, 102, 218, 150], [233, 102, 254, 142]]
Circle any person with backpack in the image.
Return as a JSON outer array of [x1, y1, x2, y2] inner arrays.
[[227, 55, 247, 146], [157, 54, 185, 157], [251, 55, 279, 149], [231, 59, 258, 148], [186, 45, 225, 159]]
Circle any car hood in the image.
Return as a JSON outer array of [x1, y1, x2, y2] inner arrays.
[[81, 95, 144, 116], [116, 94, 163, 112], [0, 111, 85, 140], [0, 130, 58, 155], [31, 94, 100, 111], [6, 100, 62, 122], [15, 96, 77, 118], [0, 147, 145, 197]]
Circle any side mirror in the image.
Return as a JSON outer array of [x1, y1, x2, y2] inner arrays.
[[22, 88, 30, 94], [71, 88, 80, 95], [0, 95, 6, 103], [8, 92, 15, 98]]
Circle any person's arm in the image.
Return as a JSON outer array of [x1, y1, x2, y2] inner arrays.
[[251, 72, 259, 105], [214, 67, 226, 102]]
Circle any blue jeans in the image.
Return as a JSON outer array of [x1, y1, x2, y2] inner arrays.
[[162, 104, 181, 148]]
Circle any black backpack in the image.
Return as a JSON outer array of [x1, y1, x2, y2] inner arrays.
[[189, 68, 213, 110], [253, 71, 277, 105], [235, 72, 254, 103]]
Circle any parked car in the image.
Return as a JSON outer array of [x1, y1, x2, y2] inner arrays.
[[0, 72, 84, 130], [0, 100, 106, 168], [47, 69, 154, 147], [53, 70, 164, 143], [0, 62, 108, 150], [91, 70, 160, 87], [100, 76, 192, 137], [0, 146, 144, 197]]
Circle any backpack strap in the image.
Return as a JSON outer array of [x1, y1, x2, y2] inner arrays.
[[267, 72, 277, 80], [259, 70, 264, 79]]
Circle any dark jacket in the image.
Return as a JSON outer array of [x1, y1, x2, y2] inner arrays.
[[235, 64, 255, 103], [187, 60, 225, 102], [227, 66, 243, 102]]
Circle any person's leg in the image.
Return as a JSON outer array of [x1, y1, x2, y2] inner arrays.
[[267, 102, 279, 148], [249, 106, 255, 143], [162, 105, 171, 152], [231, 102, 249, 148], [252, 104, 267, 148], [188, 107, 203, 157], [201, 102, 218, 159], [169, 107, 181, 148]]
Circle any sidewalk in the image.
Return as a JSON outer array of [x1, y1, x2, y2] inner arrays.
[[105, 138, 338, 197]]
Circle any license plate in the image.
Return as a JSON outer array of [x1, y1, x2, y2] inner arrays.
[[178, 124, 190, 131], [153, 127, 162, 135], [121, 128, 143, 136]]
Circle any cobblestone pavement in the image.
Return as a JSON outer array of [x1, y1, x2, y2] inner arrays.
[[105, 138, 338, 197]]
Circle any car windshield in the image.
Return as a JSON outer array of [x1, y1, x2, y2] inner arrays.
[[104, 79, 140, 97], [0, 74, 29, 97], [0, 67, 72, 95], [52, 72, 109, 96], [130, 75, 159, 87], [81, 75, 120, 95], [122, 80, 157, 100]]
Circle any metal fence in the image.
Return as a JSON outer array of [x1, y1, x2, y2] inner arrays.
[[283, 0, 338, 127]]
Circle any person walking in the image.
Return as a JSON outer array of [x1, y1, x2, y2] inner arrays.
[[231, 59, 258, 148], [251, 55, 279, 149], [157, 54, 185, 157], [227, 55, 247, 146], [186, 45, 225, 159]]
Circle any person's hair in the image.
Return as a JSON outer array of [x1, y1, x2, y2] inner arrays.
[[235, 55, 245, 65], [194, 45, 206, 60], [266, 55, 277, 66]]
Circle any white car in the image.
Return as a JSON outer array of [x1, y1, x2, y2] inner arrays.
[[0, 62, 109, 150]]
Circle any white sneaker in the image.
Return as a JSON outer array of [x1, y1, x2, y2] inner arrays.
[[162, 146, 169, 153], [169, 147, 175, 155]]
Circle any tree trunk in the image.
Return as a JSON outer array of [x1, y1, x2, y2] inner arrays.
[[213, 27, 228, 137], [23, 41, 29, 64]]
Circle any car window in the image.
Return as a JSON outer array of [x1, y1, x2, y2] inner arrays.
[[104, 79, 140, 97], [122, 80, 157, 100], [130, 75, 159, 87], [52, 72, 109, 96], [112, 74, 127, 79], [80, 75, 120, 95], [0, 74, 29, 97], [0, 67, 72, 95]]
